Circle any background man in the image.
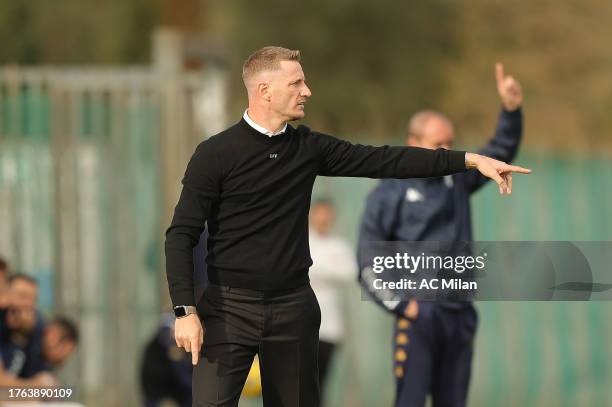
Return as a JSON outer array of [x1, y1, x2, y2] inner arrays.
[[165, 47, 529, 406], [308, 199, 356, 403], [141, 313, 192, 407], [1, 272, 78, 386], [0, 273, 44, 377], [35, 316, 79, 374], [358, 63, 523, 407], [0, 257, 9, 309]]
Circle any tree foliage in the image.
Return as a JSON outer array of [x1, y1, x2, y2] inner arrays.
[[2, 0, 611, 149]]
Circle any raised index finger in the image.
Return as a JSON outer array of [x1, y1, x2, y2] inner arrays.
[[495, 62, 505, 86]]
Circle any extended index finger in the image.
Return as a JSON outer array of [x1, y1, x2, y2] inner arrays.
[[505, 164, 531, 174], [495, 62, 505, 86], [191, 337, 200, 365]]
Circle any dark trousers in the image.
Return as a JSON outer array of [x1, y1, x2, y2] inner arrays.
[[393, 302, 477, 407], [317, 340, 336, 405], [193, 283, 321, 407]]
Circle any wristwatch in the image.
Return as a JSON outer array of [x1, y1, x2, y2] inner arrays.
[[173, 305, 197, 318]]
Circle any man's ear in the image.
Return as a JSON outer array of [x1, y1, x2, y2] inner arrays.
[[257, 82, 271, 102], [406, 135, 419, 147]]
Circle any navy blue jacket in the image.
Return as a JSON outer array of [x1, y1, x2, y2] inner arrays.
[[357, 108, 523, 315], [0, 308, 47, 378]]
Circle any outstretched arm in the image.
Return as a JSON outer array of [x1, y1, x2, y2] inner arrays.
[[315, 132, 531, 194]]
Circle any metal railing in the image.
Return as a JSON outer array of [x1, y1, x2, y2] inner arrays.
[[0, 65, 226, 406]]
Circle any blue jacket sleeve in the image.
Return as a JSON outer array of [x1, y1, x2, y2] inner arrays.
[[357, 182, 411, 317], [464, 108, 523, 194]]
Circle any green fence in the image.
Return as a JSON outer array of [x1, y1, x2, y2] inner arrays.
[[0, 66, 225, 406]]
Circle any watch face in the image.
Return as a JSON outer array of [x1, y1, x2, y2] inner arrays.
[[174, 306, 187, 317]]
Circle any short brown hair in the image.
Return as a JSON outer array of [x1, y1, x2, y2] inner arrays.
[[242, 46, 301, 84]]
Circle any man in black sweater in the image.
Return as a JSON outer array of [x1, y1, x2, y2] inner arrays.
[[165, 46, 530, 407]]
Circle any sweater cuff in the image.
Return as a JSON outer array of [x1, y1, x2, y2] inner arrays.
[[170, 289, 196, 308], [502, 106, 522, 115], [448, 149, 468, 172]]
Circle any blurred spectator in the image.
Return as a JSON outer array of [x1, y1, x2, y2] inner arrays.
[[140, 313, 192, 407], [0, 256, 9, 309], [22, 316, 79, 377], [308, 199, 356, 403], [1, 267, 79, 389], [1, 316, 78, 387], [6, 273, 40, 332], [138, 230, 211, 406], [0, 273, 52, 387], [1, 274, 44, 374]]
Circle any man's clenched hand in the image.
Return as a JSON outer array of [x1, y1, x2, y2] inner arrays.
[[174, 314, 204, 365]]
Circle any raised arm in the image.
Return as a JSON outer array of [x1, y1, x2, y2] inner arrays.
[[465, 63, 524, 193]]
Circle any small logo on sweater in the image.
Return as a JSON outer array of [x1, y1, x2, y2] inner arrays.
[[405, 188, 424, 202], [269, 153, 278, 159]]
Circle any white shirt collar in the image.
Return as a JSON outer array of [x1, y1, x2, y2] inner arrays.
[[243, 110, 287, 137]]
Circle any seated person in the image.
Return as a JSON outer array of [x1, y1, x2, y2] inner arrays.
[[21, 316, 79, 378], [141, 313, 192, 407], [0, 256, 9, 308], [1, 271, 79, 386], [0, 273, 52, 387], [0, 273, 44, 377], [1, 316, 78, 387]]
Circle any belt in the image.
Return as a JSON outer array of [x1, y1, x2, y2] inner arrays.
[[207, 282, 310, 298]]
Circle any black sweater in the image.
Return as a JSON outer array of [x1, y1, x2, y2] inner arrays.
[[165, 119, 467, 306]]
